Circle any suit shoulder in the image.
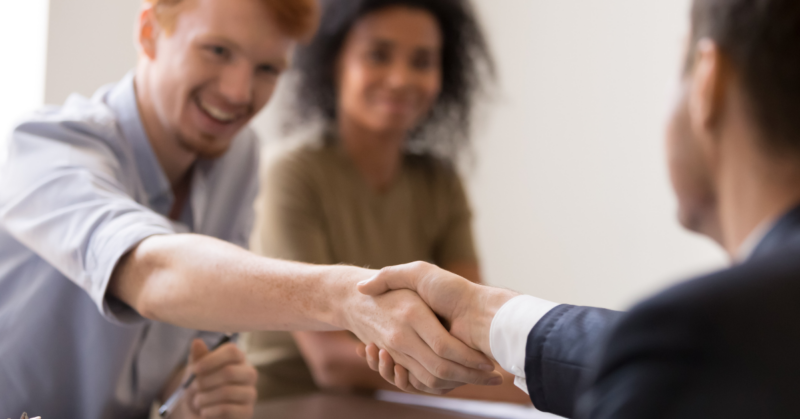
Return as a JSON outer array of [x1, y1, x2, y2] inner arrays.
[[580, 247, 800, 419], [630, 246, 800, 321]]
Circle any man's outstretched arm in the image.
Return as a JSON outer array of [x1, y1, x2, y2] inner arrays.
[[109, 234, 503, 391]]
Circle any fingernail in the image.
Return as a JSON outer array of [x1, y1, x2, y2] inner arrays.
[[478, 364, 494, 372], [488, 377, 503, 386], [358, 276, 376, 286]]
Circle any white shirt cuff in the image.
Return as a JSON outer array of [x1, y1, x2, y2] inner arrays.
[[489, 295, 560, 394]]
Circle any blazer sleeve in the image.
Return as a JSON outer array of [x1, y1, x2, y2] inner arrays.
[[525, 304, 624, 417], [572, 275, 724, 419]]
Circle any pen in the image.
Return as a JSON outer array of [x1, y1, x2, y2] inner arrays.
[[158, 334, 232, 418]]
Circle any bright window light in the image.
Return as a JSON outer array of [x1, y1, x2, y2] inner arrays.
[[0, 0, 50, 165]]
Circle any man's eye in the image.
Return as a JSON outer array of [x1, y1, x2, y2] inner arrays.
[[206, 45, 230, 59], [257, 65, 279, 75]]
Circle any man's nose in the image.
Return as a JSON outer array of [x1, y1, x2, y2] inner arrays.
[[219, 62, 254, 106]]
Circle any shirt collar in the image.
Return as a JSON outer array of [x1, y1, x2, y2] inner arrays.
[[105, 72, 174, 216], [746, 204, 800, 262], [735, 217, 777, 263]]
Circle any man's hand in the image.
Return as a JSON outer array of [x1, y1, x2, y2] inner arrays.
[[355, 262, 519, 392], [338, 284, 504, 394], [169, 339, 258, 419]]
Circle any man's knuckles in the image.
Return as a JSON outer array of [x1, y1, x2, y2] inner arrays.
[[384, 330, 406, 349], [429, 336, 451, 358], [430, 360, 457, 381]]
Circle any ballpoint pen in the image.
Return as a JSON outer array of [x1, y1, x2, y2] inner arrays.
[[158, 334, 233, 418]]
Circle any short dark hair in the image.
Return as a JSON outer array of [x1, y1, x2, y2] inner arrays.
[[690, 0, 800, 153], [288, 0, 494, 160]]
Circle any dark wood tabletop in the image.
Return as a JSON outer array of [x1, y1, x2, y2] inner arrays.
[[254, 393, 490, 419]]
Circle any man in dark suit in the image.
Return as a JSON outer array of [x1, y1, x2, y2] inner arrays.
[[355, 0, 800, 417]]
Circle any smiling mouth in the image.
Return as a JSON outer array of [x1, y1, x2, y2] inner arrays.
[[196, 98, 243, 124]]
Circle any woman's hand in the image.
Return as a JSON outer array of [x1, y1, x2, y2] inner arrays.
[[170, 339, 258, 419]]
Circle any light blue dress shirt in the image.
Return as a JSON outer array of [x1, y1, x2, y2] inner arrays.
[[0, 73, 259, 419]]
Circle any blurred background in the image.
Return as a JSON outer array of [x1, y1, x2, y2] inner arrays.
[[1, 0, 726, 310]]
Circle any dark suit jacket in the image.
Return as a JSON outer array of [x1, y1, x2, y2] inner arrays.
[[525, 206, 800, 418]]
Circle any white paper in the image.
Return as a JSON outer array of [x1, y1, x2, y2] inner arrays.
[[375, 390, 564, 419]]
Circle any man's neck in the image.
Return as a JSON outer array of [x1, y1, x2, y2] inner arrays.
[[337, 118, 406, 192], [134, 68, 197, 188], [716, 141, 800, 258]]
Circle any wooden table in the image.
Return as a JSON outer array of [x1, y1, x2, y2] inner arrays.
[[255, 393, 490, 419]]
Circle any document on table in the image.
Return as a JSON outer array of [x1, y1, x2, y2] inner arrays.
[[375, 390, 565, 419]]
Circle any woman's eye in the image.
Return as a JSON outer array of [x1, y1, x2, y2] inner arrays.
[[412, 52, 437, 71], [368, 50, 390, 64], [413, 57, 432, 70]]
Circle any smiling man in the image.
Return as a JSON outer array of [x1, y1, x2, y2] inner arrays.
[[0, 0, 501, 418]]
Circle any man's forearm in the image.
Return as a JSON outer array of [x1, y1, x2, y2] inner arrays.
[[110, 233, 372, 332], [113, 243, 503, 392]]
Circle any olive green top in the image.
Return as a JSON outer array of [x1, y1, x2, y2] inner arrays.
[[243, 136, 477, 398]]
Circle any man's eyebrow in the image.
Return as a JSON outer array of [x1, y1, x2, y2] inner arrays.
[[200, 34, 288, 69], [199, 34, 240, 49], [260, 56, 289, 71]]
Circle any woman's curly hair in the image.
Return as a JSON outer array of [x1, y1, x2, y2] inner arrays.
[[288, 0, 495, 160]]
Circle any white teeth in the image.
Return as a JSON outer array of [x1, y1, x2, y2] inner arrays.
[[199, 100, 237, 122]]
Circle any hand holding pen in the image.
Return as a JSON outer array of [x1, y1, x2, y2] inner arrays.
[[159, 336, 258, 419]]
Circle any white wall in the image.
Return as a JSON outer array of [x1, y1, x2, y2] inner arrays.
[[0, 0, 51, 165], [462, 0, 726, 309], [32, 0, 727, 311], [256, 0, 728, 310], [44, 0, 141, 105]]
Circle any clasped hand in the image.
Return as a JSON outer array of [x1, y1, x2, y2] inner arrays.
[[355, 262, 518, 395]]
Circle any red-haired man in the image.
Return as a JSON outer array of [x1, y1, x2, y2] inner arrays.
[[0, 1, 499, 418]]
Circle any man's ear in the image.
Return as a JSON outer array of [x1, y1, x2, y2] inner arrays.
[[137, 5, 161, 60], [687, 39, 727, 142]]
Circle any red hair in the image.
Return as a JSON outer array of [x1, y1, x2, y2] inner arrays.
[[144, 0, 319, 40]]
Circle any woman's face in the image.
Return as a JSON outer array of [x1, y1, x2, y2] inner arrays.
[[336, 6, 443, 136]]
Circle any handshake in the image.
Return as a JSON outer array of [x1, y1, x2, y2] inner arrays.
[[346, 262, 520, 395]]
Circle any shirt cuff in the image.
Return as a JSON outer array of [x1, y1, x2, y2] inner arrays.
[[489, 295, 560, 394]]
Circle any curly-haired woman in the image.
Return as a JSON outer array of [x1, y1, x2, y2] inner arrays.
[[243, 0, 530, 404]]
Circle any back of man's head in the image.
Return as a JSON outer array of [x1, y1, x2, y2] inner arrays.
[[690, 0, 800, 154], [144, 0, 319, 40]]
